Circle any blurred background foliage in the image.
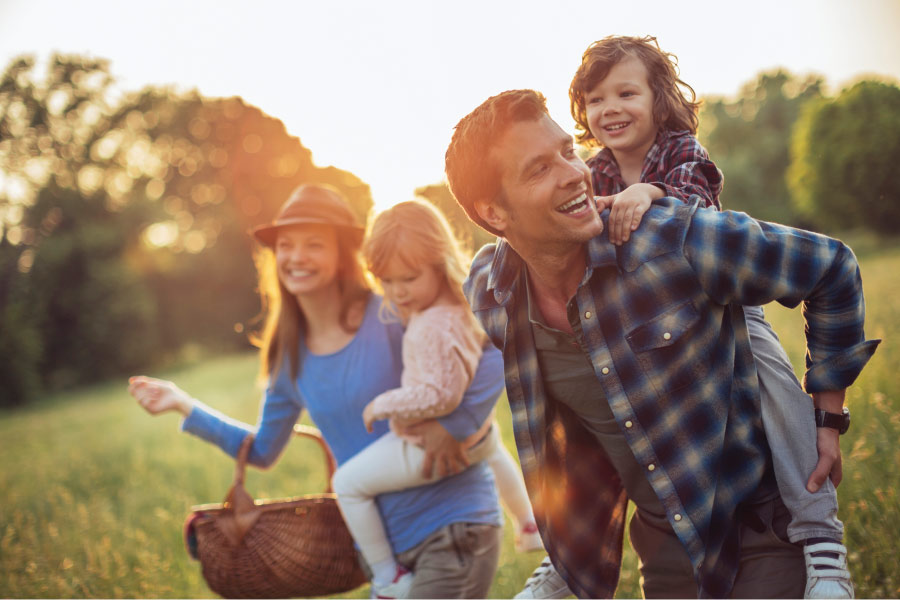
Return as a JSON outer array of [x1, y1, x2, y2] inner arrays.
[[1, 55, 899, 407], [0, 55, 371, 406]]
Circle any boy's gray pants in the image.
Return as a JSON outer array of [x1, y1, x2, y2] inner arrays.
[[745, 304, 844, 542]]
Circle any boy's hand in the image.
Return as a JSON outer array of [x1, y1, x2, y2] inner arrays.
[[362, 400, 378, 433], [606, 184, 662, 245]]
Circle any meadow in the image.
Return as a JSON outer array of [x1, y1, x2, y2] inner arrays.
[[1, 240, 897, 599]]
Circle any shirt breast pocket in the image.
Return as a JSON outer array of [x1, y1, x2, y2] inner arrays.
[[625, 301, 710, 395]]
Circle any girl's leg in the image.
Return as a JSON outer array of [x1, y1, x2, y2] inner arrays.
[[331, 432, 434, 581], [744, 305, 843, 542], [472, 423, 542, 551]]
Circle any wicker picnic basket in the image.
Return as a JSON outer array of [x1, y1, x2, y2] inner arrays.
[[183, 424, 368, 598]]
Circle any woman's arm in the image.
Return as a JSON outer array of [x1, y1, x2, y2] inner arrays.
[[129, 367, 302, 468]]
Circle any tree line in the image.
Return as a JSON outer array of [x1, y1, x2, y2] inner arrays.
[[1, 55, 898, 407]]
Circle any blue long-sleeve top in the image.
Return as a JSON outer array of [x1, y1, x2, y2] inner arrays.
[[181, 294, 504, 553]]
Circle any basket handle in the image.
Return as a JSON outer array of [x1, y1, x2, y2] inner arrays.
[[220, 425, 337, 545], [232, 425, 338, 494], [292, 424, 339, 492]]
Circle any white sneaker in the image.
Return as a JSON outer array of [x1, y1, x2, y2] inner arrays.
[[515, 522, 544, 553], [514, 556, 572, 599], [373, 565, 413, 599], [804, 541, 854, 599]]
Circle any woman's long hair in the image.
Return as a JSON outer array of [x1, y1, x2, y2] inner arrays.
[[253, 219, 372, 384]]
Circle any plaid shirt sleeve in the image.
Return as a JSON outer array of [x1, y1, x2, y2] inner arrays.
[[650, 132, 723, 210], [683, 204, 880, 391]]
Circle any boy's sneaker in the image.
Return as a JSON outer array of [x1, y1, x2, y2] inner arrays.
[[804, 541, 854, 599], [373, 565, 413, 599], [514, 556, 572, 599], [515, 522, 544, 553]]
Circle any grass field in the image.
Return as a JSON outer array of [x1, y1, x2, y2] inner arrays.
[[1, 242, 897, 599]]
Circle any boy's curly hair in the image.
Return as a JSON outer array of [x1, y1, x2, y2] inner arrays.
[[569, 35, 700, 147]]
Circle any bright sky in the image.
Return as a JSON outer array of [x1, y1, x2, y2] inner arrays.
[[2, 0, 899, 210]]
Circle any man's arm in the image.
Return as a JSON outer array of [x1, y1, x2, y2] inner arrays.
[[683, 206, 880, 393]]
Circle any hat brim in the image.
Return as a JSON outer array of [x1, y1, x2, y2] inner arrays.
[[252, 217, 365, 248]]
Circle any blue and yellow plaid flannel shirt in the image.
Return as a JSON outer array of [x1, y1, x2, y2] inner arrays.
[[464, 198, 879, 598]]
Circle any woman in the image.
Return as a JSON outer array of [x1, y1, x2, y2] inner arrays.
[[129, 184, 504, 598]]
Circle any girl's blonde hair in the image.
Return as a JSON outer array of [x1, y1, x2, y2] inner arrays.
[[252, 189, 372, 383], [363, 200, 485, 340]]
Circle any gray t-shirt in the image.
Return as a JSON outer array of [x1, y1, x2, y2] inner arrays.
[[526, 274, 666, 516]]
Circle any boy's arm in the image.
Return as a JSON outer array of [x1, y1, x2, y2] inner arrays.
[[600, 183, 664, 245], [604, 135, 722, 245], [648, 133, 723, 209]]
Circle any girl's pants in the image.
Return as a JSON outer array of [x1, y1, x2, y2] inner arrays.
[[333, 424, 505, 566], [745, 304, 843, 542]]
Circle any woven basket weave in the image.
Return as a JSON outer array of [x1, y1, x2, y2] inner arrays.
[[184, 425, 367, 598]]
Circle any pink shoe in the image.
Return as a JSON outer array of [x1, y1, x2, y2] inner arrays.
[[374, 565, 413, 599], [516, 522, 544, 552]]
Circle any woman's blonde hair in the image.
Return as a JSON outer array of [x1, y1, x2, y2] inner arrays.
[[363, 200, 485, 339], [252, 188, 372, 383]]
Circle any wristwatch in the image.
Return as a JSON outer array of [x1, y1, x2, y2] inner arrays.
[[814, 407, 850, 435]]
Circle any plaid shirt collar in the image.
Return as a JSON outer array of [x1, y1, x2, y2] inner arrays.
[[484, 235, 620, 306]]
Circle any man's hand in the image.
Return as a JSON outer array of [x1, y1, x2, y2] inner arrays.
[[400, 419, 469, 479], [603, 183, 662, 245], [807, 389, 846, 492]]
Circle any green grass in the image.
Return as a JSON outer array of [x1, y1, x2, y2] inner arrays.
[[2, 246, 898, 598]]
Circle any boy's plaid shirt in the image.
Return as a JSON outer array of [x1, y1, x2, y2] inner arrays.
[[588, 129, 723, 209], [464, 198, 879, 598]]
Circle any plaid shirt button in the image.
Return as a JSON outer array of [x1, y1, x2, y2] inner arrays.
[[648, 464, 656, 471], [601, 367, 610, 375], [625, 420, 633, 428], [663, 332, 672, 340], [585, 311, 592, 319], [674, 514, 683, 522]]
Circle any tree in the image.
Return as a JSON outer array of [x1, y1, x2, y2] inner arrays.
[[699, 70, 824, 226], [788, 80, 900, 235], [0, 54, 373, 405], [414, 182, 496, 254]]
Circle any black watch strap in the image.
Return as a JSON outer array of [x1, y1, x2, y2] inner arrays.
[[814, 407, 850, 435]]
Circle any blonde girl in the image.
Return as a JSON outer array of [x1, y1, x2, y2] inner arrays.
[[332, 200, 540, 598]]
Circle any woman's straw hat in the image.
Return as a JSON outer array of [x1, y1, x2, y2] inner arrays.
[[252, 184, 365, 247]]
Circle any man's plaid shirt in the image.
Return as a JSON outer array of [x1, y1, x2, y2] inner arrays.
[[587, 129, 723, 209], [464, 198, 879, 598]]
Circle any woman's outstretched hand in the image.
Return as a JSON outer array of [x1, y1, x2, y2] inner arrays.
[[128, 376, 194, 417]]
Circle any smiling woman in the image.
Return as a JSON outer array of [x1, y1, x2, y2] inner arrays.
[[127, 183, 507, 598]]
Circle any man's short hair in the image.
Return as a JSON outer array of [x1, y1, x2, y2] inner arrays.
[[445, 89, 549, 236]]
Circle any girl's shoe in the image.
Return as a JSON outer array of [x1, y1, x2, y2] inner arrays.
[[515, 522, 544, 552], [373, 565, 413, 599]]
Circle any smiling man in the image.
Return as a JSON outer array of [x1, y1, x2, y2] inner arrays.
[[444, 89, 879, 598]]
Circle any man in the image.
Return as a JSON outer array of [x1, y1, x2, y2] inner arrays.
[[444, 90, 879, 598]]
